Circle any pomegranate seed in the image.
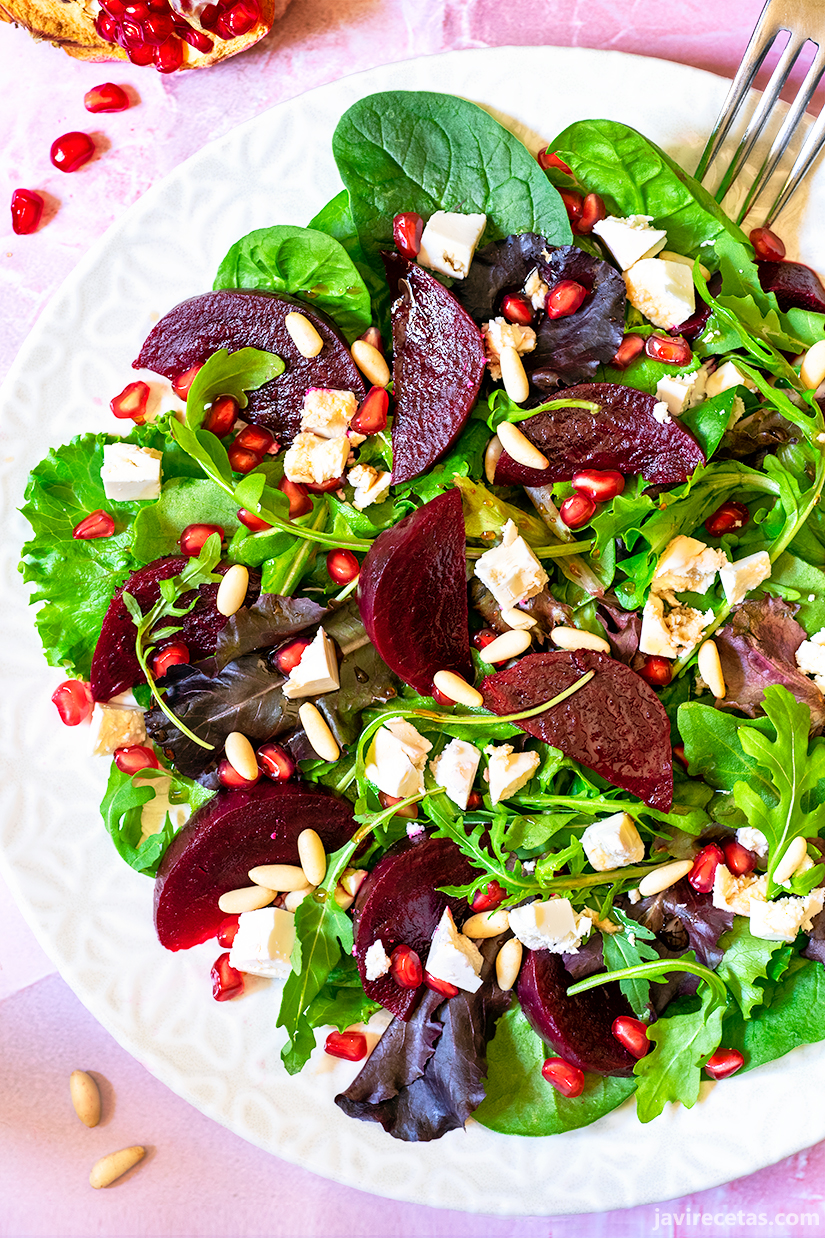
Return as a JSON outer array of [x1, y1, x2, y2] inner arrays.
[[151, 641, 189, 678], [541, 1057, 584, 1098], [393, 211, 424, 260], [278, 477, 312, 519], [257, 743, 295, 782], [612, 1016, 650, 1059], [274, 637, 311, 674], [704, 500, 750, 537], [73, 509, 115, 540], [305, 476, 344, 494], [750, 226, 786, 262], [110, 380, 150, 423], [645, 334, 692, 366], [142, 11, 174, 41], [100, 0, 126, 15], [377, 791, 418, 819], [431, 685, 454, 708], [558, 189, 583, 225], [127, 43, 155, 66], [50, 132, 95, 173], [351, 385, 389, 434], [237, 508, 272, 532], [390, 944, 423, 989], [179, 523, 223, 556], [326, 548, 359, 585], [211, 952, 244, 1001], [171, 365, 202, 399], [234, 424, 275, 455], [199, 2, 219, 27], [218, 757, 260, 789], [203, 394, 239, 436], [51, 680, 93, 726], [724, 839, 757, 876], [575, 192, 606, 235], [637, 655, 673, 688], [501, 293, 534, 326], [466, 790, 484, 810], [217, 0, 259, 35], [424, 972, 460, 998], [114, 744, 160, 774], [84, 82, 130, 112], [325, 1030, 368, 1061], [154, 36, 184, 72], [545, 280, 587, 319], [688, 843, 725, 894], [704, 1048, 744, 1079], [95, 11, 119, 39], [123, 1, 148, 17], [672, 744, 689, 770], [560, 493, 596, 529], [180, 24, 213, 50], [471, 881, 506, 913], [572, 468, 625, 503], [217, 915, 240, 948], [537, 148, 571, 175], [227, 444, 261, 474], [10, 188, 44, 235], [472, 629, 498, 652], [358, 325, 384, 353], [612, 333, 645, 369]]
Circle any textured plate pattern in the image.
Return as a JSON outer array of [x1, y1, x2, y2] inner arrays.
[[3, 46, 825, 1217]]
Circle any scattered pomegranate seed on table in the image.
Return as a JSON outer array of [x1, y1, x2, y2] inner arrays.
[[326, 548, 360, 585], [645, 334, 692, 366], [559, 493, 596, 529], [572, 469, 625, 502], [546, 280, 587, 320], [73, 509, 115, 540], [541, 1057, 585, 1097], [704, 1048, 744, 1079], [110, 380, 150, 422], [390, 944, 423, 989], [611, 1016, 650, 1059], [114, 744, 160, 774], [10, 188, 44, 235], [724, 839, 757, 876], [51, 680, 93, 726], [637, 655, 673, 688], [325, 1030, 368, 1061], [84, 83, 130, 113], [151, 641, 190, 678], [688, 843, 725, 893], [50, 132, 95, 173], [179, 523, 223, 555], [392, 212, 424, 260], [217, 915, 240, 948], [203, 394, 239, 435], [211, 952, 244, 1001], [704, 500, 750, 537], [750, 226, 786, 262]]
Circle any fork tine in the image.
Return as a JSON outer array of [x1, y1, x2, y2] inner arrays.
[[766, 106, 825, 222]]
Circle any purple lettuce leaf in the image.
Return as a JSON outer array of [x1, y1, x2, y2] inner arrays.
[[469, 577, 573, 640], [595, 595, 642, 665], [803, 908, 825, 967], [453, 232, 548, 321], [208, 594, 328, 673], [562, 932, 605, 980], [719, 406, 799, 465], [530, 246, 626, 387]]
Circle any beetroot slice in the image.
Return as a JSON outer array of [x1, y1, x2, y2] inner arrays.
[[352, 834, 478, 1020], [90, 556, 260, 702], [154, 781, 356, 951], [493, 382, 705, 486], [134, 290, 365, 442], [356, 489, 472, 695], [518, 949, 637, 1076], [384, 257, 486, 484], [757, 260, 825, 313], [481, 649, 673, 810]]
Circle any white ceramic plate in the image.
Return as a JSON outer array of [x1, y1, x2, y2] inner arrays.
[[3, 46, 825, 1217]]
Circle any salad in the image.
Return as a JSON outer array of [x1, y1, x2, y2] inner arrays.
[[19, 87, 825, 1145]]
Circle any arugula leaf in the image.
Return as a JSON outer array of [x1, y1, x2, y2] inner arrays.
[[100, 762, 211, 877], [678, 702, 776, 801], [185, 347, 284, 430], [601, 910, 659, 1018], [278, 892, 354, 1074], [633, 984, 725, 1123], [716, 918, 790, 1018]]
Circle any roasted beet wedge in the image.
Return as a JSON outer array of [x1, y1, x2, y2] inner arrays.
[[493, 382, 705, 486], [90, 556, 260, 702], [518, 949, 637, 1076], [481, 649, 673, 810], [352, 834, 478, 1020], [154, 781, 356, 951], [383, 257, 486, 483], [757, 260, 825, 313], [357, 489, 472, 695], [134, 290, 365, 442]]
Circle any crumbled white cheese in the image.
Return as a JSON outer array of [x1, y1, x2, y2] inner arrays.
[[283, 432, 349, 486], [429, 738, 481, 810], [795, 627, 825, 692], [425, 907, 483, 993], [101, 442, 162, 501], [749, 888, 825, 943], [282, 628, 340, 699], [89, 702, 147, 756], [228, 907, 296, 978], [736, 827, 769, 859], [482, 316, 537, 381], [364, 718, 432, 799], [591, 214, 667, 270], [523, 267, 550, 311], [346, 463, 392, 510], [474, 519, 548, 610], [655, 370, 706, 417], [300, 388, 358, 439], [652, 535, 728, 595], [712, 865, 768, 917], [624, 258, 696, 329], [718, 551, 772, 606], [581, 812, 645, 872], [704, 360, 757, 399], [652, 400, 672, 425], [638, 593, 713, 658], [417, 210, 487, 280], [628, 887, 642, 904], [364, 938, 392, 982], [484, 742, 540, 804], [508, 897, 593, 954]]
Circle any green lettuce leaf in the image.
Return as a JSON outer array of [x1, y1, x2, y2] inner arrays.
[[633, 983, 725, 1123], [131, 477, 244, 564], [716, 918, 790, 1019]]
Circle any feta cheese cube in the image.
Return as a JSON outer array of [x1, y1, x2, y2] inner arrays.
[[639, 594, 679, 659], [581, 812, 645, 872], [624, 258, 696, 329], [736, 827, 769, 859], [364, 718, 432, 799], [364, 938, 391, 982], [718, 551, 771, 606], [429, 738, 481, 810], [712, 864, 767, 916], [474, 519, 548, 610], [282, 629, 340, 699], [101, 442, 162, 501], [795, 627, 825, 691], [704, 360, 757, 399], [508, 897, 593, 953], [283, 432, 349, 486], [300, 388, 358, 439], [90, 701, 147, 756], [639, 593, 714, 658], [523, 267, 550, 311], [228, 907, 296, 978], [484, 742, 540, 804], [347, 463, 392, 510], [482, 317, 537, 381], [417, 210, 487, 280], [655, 369, 706, 417], [591, 214, 667, 270], [653, 535, 727, 595], [749, 888, 825, 943], [424, 907, 483, 993]]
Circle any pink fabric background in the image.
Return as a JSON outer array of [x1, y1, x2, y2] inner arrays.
[[3, 2, 825, 1234]]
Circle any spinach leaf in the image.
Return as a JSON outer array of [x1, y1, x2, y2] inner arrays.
[[633, 984, 724, 1123], [729, 957, 825, 1071], [308, 191, 389, 324]]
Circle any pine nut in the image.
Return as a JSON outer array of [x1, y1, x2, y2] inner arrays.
[[484, 434, 503, 484], [284, 888, 311, 912], [800, 339, 825, 390], [299, 702, 340, 761], [335, 885, 355, 910], [638, 859, 694, 897], [773, 836, 809, 885], [551, 625, 611, 654], [341, 867, 368, 897], [462, 908, 510, 938], [224, 730, 258, 780], [697, 639, 726, 699], [351, 340, 390, 387], [285, 311, 324, 358], [89, 1146, 145, 1189], [658, 250, 711, 280], [297, 828, 327, 887], [500, 606, 536, 630], [480, 629, 532, 663], [498, 347, 531, 405], [497, 418, 548, 469], [216, 564, 249, 617], [495, 937, 523, 991], [217, 885, 276, 914], [70, 1070, 101, 1128], [248, 864, 309, 892], [433, 669, 484, 707]]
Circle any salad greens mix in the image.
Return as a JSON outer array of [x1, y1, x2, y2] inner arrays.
[[20, 89, 825, 1143]]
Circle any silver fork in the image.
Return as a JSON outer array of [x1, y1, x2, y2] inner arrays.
[[695, 0, 825, 225]]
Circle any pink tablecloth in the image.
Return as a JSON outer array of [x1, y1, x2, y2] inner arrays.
[[3, 2, 825, 1234]]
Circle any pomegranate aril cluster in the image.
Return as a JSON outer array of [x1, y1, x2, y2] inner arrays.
[[560, 468, 625, 530], [93, 0, 229, 69]]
